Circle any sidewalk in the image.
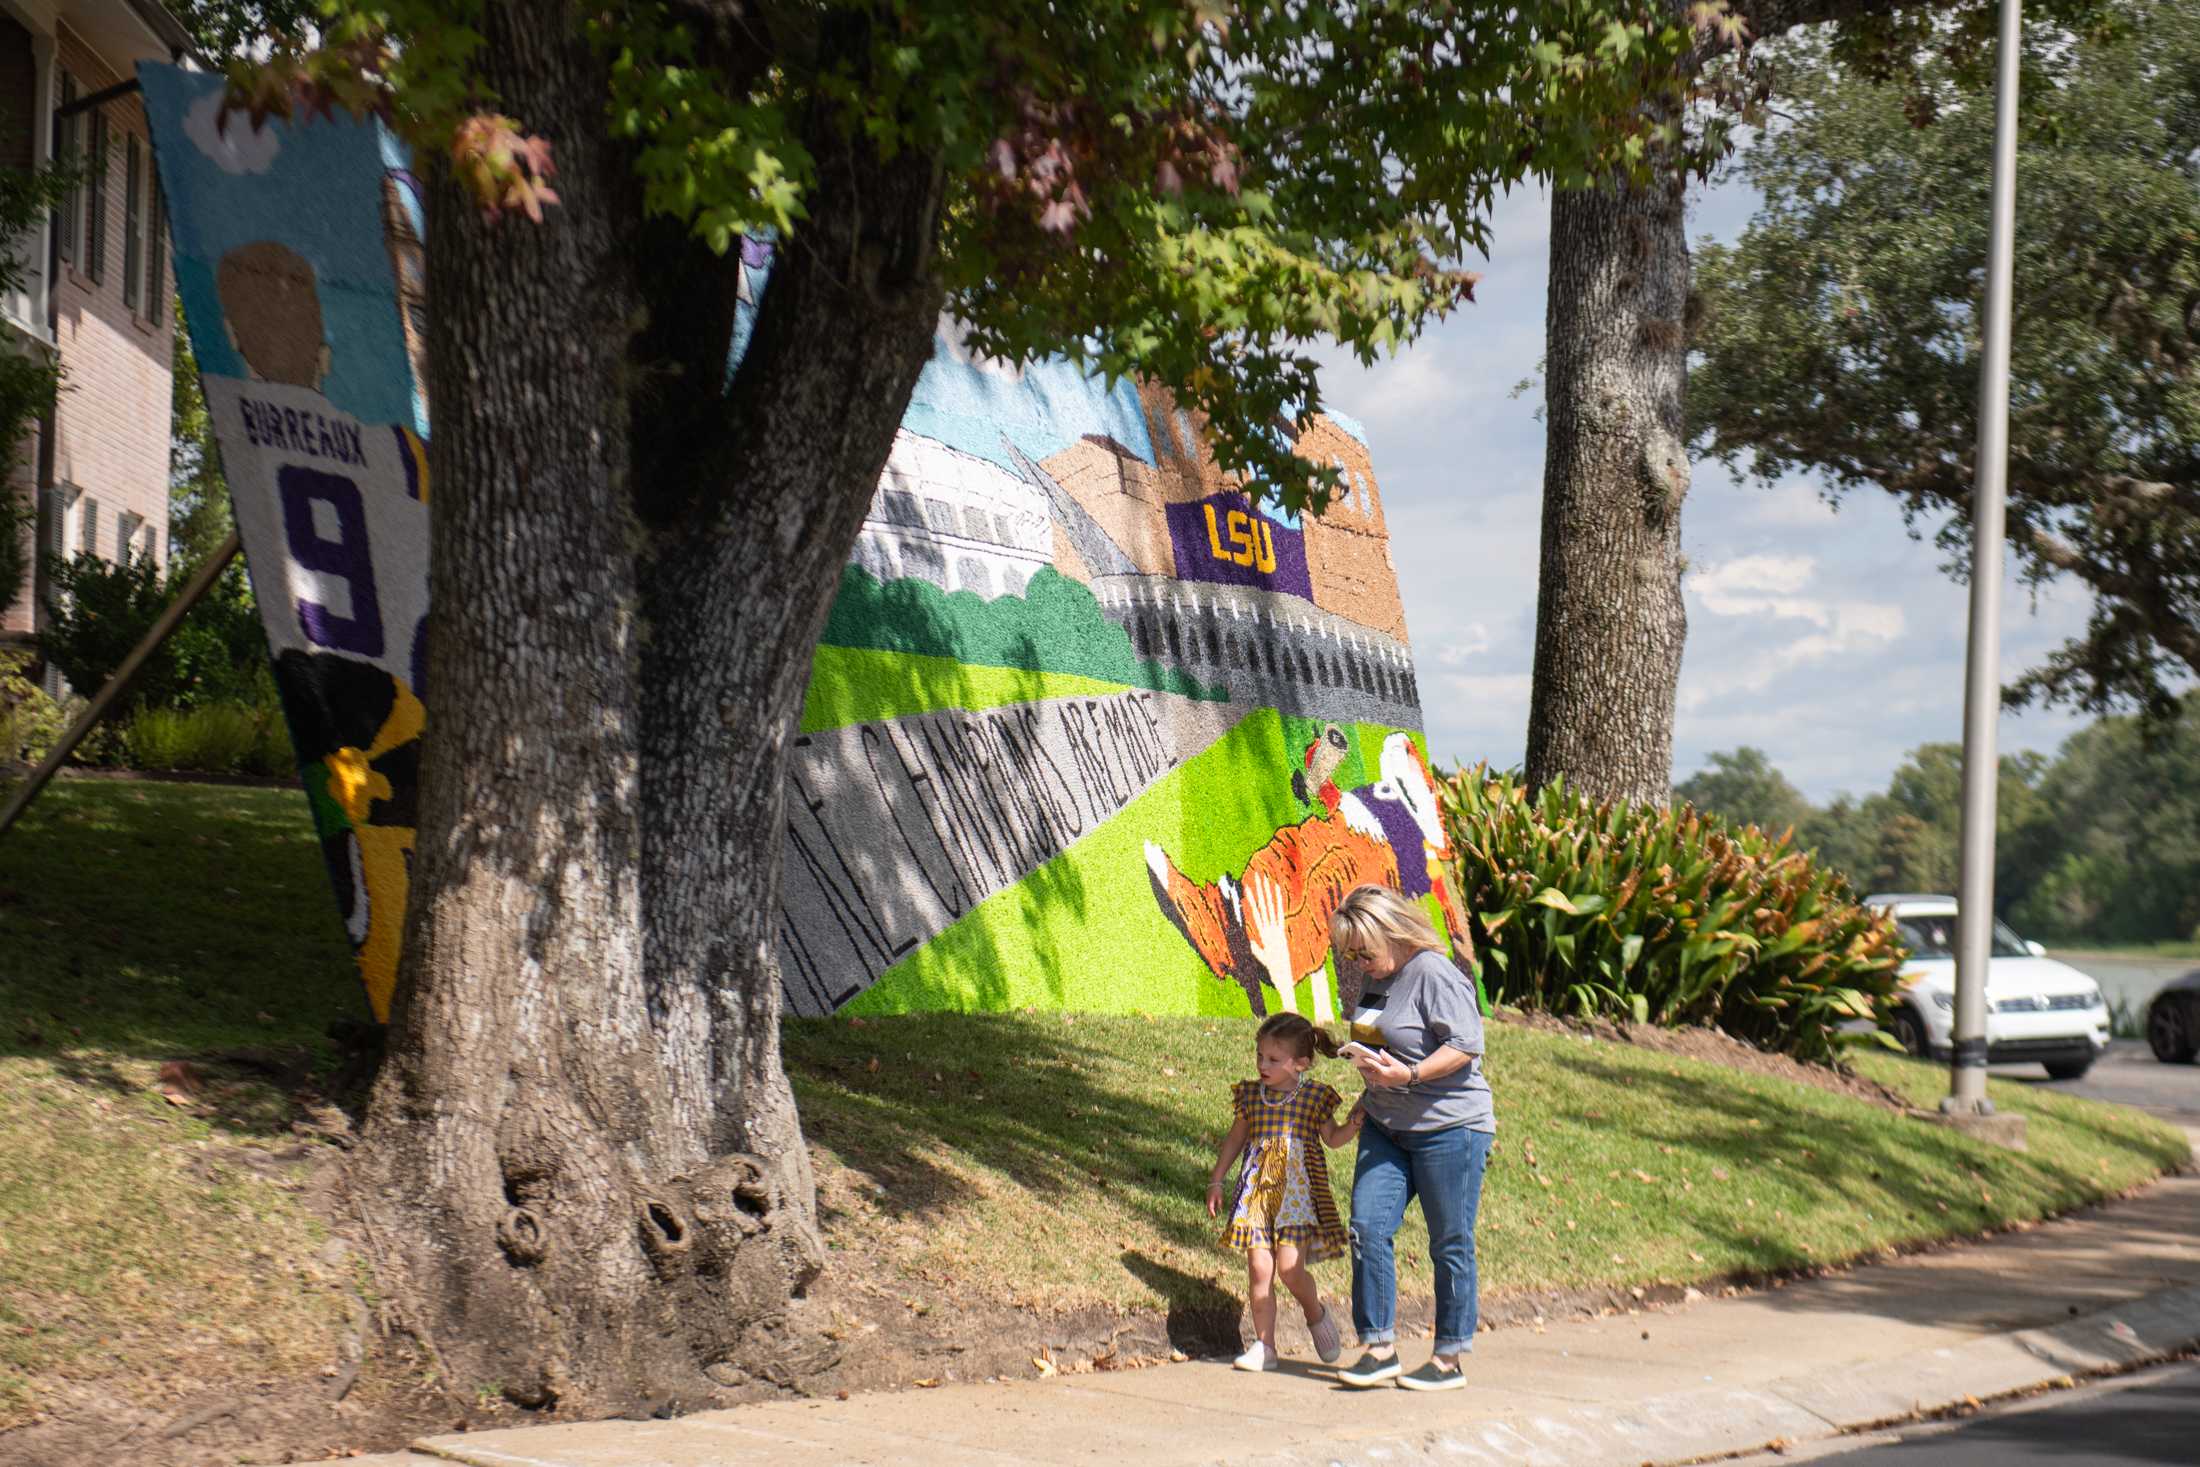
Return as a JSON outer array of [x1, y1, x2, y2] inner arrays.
[[337, 1149, 2200, 1467]]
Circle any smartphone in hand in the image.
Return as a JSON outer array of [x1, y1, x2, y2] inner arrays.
[[1338, 1041, 1387, 1064]]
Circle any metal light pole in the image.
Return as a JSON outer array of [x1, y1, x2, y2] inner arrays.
[[1947, 0, 2023, 1117]]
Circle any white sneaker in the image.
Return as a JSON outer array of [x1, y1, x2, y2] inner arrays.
[[1233, 1340, 1279, 1372], [1309, 1307, 1343, 1364]]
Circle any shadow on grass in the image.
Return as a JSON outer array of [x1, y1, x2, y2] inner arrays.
[[786, 1009, 1242, 1318], [0, 776, 366, 1140], [1548, 1052, 2193, 1327]]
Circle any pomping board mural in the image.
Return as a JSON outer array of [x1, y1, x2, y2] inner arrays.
[[140, 63, 1463, 1026]]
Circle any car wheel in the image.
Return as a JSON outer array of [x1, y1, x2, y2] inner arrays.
[[2043, 1056, 2094, 1081], [2148, 998, 2199, 1065], [1889, 1007, 1928, 1058]]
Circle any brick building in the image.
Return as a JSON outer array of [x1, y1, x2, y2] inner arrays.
[[2, 0, 195, 646]]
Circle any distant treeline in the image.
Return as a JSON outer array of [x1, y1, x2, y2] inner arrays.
[[1674, 708, 2200, 946]]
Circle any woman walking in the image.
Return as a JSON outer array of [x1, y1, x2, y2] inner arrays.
[[1329, 884, 1493, 1391]]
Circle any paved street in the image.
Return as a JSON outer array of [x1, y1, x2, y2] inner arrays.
[[1803, 1357, 2200, 1465], [1992, 1040, 2200, 1124], [2052, 952, 2198, 1031]]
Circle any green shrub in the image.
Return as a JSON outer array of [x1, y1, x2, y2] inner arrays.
[[123, 700, 292, 775], [0, 653, 63, 765], [0, 652, 134, 768], [1437, 764, 1904, 1065], [0, 477, 37, 616], [246, 696, 295, 777], [38, 554, 266, 713]]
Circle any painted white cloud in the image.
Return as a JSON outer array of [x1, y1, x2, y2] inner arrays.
[[182, 91, 280, 175]]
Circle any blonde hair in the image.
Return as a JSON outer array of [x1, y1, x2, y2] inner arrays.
[[1328, 884, 1457, 966]]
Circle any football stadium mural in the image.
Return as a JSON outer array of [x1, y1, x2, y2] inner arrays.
[[141, 63, 1447, 1027]]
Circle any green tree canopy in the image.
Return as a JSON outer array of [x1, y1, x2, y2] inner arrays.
[[1674, 745, 1813, 833], [2008, 711, 2200, 941], [1690, 4, 2200, 716], [240, 0, 1741, 513], [165, 315, 235, 572]]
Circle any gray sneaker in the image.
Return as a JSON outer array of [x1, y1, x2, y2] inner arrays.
[[1338, 1349, 1401, 1388], [1399, 1357, 1466, 1392], [1309, 1307, 1343, 1364]]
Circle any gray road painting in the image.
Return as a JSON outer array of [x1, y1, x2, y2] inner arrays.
[[776, 686, 1243, 1016]]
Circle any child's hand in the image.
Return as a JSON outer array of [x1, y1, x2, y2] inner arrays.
[[1206, 1178, 1225, 1217]]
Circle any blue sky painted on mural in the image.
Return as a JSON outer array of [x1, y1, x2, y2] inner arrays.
[[139, 65, 417, 432], [1315, 180, 2103, 803], [903, 342, 1159, 484]]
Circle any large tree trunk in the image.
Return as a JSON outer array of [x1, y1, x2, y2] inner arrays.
[[1523, 0, 1902, 804], [350, 3, 941, 1416], [626, 15, 948, 1282], [1524, 174, 1692, 805]]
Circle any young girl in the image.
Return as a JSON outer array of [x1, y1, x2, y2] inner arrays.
[[1206, 1012, 1366, 1372]]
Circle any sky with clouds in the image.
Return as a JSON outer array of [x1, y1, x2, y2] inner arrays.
[[1314, 178, 2099, 805]]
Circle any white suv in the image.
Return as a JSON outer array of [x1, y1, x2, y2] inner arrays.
[[1867, 894, 2112, 1081]]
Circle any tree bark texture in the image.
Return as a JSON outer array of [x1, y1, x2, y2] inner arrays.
[[1524, 175, 1692, 805], [351, 2, 942, 1415], [627, 12, 947, 1266], [1522, 0, 1915, 803]]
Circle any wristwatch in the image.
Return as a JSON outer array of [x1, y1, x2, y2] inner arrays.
[[1406, 1060, 1422, 1086]]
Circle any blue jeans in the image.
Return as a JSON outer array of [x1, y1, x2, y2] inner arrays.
[[1350, 1121, 1492, 1357]]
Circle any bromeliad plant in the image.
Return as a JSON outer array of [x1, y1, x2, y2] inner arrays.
[[1437, 764, 1903, 1065]]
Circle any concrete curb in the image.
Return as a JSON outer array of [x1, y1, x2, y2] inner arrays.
[[1239, 1285, 2200, 1467]]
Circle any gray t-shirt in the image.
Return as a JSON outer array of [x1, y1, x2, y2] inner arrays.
[[1348, 949, 1495, 1135]]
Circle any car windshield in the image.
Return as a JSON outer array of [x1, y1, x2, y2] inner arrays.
[[1894, 914, 2031, 961]]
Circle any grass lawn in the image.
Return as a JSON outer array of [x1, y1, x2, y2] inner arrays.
[[1, 774, 2191, 1431], [786, 1013, 2192, 1320], [0, 774, 364, 1427]]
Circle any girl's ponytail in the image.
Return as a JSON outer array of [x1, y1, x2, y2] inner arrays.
[[1257, 1012, 1342, 1061]]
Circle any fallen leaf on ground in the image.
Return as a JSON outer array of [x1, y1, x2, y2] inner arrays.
[[156, 1060, 204, 1106]]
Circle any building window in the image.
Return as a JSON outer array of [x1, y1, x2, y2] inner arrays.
[[85, 113, 108, 284], [145, 177, 166, 324], [39, 489, 65, 569], [55, 74, 79, 266], [79, 495, 99, 557], [123, 137, 143, 312], [117, 511, 141, 563]]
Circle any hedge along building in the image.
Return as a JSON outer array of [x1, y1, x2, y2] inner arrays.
[[138, 63, 1463, 1029]]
